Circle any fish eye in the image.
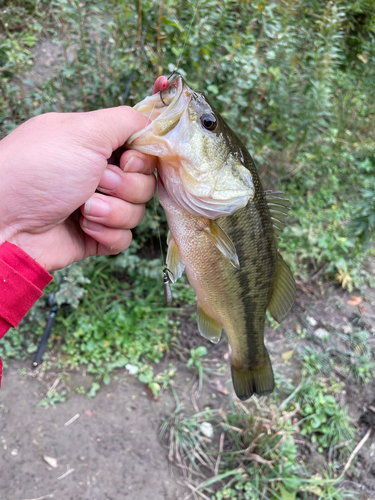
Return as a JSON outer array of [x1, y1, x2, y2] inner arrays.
[[201, 113, 217, 131]]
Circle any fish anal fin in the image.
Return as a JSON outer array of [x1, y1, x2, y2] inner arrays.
[[231, 349, 274, 400], [166, 232, 185, 283], [203, 221, 240, 269], [197, 303, 222, 344], [268, 252, 296, 323]]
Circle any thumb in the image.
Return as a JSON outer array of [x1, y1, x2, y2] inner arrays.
[[75, 106, 151, 159]]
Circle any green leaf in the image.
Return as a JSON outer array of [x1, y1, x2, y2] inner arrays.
[[279, 485, 297, 500]]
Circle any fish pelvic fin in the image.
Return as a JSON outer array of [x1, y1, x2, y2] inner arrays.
[[203, 220, 240, 269], [231, 349, 275, 400], [197, 303, 222, 343], [268, 252, 296, 323], [166, 231, 185, 283]]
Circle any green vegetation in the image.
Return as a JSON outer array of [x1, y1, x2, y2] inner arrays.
[[1, 0, 375, 498]]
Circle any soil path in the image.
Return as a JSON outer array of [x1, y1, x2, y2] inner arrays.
[[0, 362, 185, 500]]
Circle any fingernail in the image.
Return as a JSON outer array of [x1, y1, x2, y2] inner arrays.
[[99, 169, 120, 191], [84, 197, 111, 217], [123, 156, 135, 171], [82, 219, 104, 232], [123, 155, 144, 172]]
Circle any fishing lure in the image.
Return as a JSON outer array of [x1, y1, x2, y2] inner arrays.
[[163, 267, 173, 306]]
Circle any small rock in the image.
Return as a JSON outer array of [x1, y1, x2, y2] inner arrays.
[[43, 455, 58, 468], [125, 364, 139, 375], [11, 449, 18, 456], [342, 324, 353, 334], [314, 328, 329, 340], [306, 316, 317, 327], [200, 422, 214, 438]]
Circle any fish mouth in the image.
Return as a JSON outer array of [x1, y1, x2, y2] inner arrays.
[[127, 74, 191, 148]]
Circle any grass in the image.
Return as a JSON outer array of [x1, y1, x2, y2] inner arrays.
[[159, 393, 357, 500]]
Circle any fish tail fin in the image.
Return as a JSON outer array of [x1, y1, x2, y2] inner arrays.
[[231, 349, 274, 401]]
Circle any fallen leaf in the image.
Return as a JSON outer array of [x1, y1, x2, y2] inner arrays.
[[281, 350, 294, 361], [212, 380, 229, 395], [347, 295, 362, 306], [357, 53, 368, 64], [248, 453, 273, 466], [43, 455, 58, 468]]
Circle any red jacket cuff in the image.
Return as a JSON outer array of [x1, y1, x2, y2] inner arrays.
[[0, 242, 53, 387]]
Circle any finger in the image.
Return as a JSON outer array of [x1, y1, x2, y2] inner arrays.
[[80, 216, 133, 255], [119, 150, 157, 174], [82, 193, 146, 229], [97, 165, 156, 204]]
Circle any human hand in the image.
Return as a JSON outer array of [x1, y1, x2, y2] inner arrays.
[[0, 108, 156, 271]]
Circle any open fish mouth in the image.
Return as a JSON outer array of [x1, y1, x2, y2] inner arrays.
[[128, 74, 190, 142]]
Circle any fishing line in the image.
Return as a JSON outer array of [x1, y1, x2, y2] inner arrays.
[[168, 0, 202, 74], [153, 190, 165, 267], [143, 100, 167, 277]]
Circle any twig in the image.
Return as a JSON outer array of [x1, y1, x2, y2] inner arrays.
[[47, 377, 60, 395], [214, 432, 224, 476], [64, 413, 80, 427], [328, 440, 351, 463], [20, 495, 54, 500], [343, 427, 372, 475], [183, 481, 211, 500], [310, 263, 328, 282], [57, 468, 75, 480]]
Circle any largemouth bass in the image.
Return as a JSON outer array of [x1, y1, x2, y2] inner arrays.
[[127, 75, 295, 400]]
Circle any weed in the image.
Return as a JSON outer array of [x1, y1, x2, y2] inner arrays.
[[187, 346, 208, 391], [160, 395, 355, 500], [296, 378, 354, 455]]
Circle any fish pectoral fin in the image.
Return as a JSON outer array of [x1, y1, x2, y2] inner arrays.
[[231, 348, 274, 400], [203, 221, 240, 269], [166, 232, 185, 283], [268, 252, 296, 323], [197, 303, 222, 344]]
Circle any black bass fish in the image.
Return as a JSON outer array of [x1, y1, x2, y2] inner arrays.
[[127, 75, 295, 400]]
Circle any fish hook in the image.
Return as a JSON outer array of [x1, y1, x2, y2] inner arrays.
[[160, 90, 168, 106]]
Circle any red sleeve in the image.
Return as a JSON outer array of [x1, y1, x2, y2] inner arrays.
[[0, 242, 53, 387]]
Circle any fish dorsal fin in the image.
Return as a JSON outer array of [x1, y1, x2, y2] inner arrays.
[[166, 231, 185, 283], [203, 221, 240, 269], [268, 252, 296, 323], [197, 303, 222, 343], [265, 191, 291, 237]]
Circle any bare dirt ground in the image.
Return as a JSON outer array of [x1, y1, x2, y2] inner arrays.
[[1, 281, 375, 500], [0, 361, 186, 500]]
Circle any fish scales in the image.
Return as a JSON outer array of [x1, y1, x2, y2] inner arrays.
[[127, 74, 295, 400]]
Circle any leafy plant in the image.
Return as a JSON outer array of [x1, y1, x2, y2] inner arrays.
[[297, 379, 354, 454]]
